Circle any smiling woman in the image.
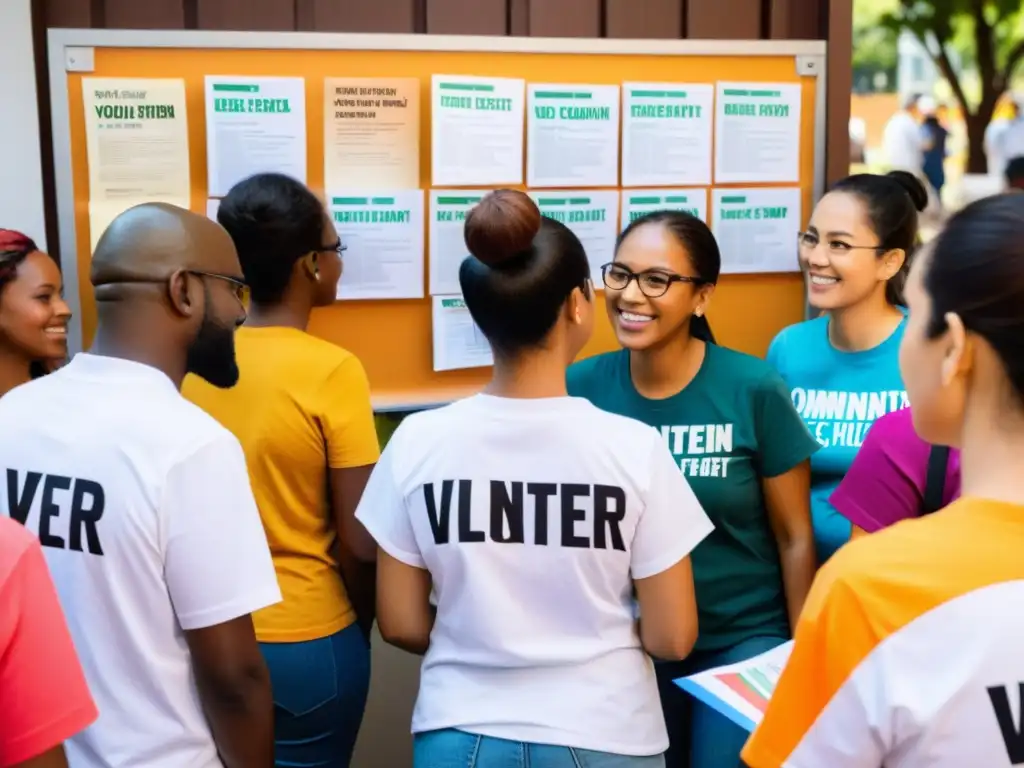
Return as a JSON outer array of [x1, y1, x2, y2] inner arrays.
[[0, 229, 71, 399]]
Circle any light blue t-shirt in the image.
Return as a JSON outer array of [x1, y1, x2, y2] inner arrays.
[[766, 315, 908, 563]]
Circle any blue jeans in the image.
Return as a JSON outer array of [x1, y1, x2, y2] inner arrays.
[[655, 636, 787, 768], [414, 729, 666, 768], [260, 623, 371, 768]]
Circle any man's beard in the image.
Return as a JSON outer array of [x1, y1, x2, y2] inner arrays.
[[185, 302, 239, 389]]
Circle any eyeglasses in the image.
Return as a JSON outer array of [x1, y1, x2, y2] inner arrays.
[[95, 269, 250, 308], [320, 241, 347, 256], [600, 263, 704, 299], [797, 231, 884, 257]]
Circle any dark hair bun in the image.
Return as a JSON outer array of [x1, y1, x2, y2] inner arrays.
[[464, 189, 542, 269], [886, 170, 928, 213]]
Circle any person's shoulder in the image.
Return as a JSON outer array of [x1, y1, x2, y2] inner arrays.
[[0, 517, 37, 584], [567, 350, 624, 393], [240, 327, 358, 376], [158, 395, 249, 468], [767, 317, 827, 365], [867, 407, 918, 443], [707, 344, 781, 384]]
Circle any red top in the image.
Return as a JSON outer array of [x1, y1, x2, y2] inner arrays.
[[0, 517, 97, 766]]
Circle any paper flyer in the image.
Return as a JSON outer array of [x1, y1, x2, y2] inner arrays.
[[675, 640, 793, 732]]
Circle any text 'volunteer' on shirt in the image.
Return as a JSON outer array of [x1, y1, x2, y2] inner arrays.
[[356, 190, 714, 767], [0, 203, 281, 768]]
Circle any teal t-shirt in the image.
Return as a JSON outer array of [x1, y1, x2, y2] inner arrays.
[[767, 315, 908, 564], [567, 344, 820, 652]]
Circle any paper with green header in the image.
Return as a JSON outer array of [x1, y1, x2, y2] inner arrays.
[[429, 190, 485, 296], [621, 83, 713, 187], [432, 295, 493, 372], [205, 76, 307, 196], [714, 82, 801, 183], [329, 190, 425, 300], [711, 187, 801, 274], [431, 75, 524, 186], [529, 190, 619, 284], [527, 84, 620, 188], [621, 189, 709, 229]]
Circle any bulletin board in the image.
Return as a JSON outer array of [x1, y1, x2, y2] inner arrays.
[[48, 30, 827, 411]]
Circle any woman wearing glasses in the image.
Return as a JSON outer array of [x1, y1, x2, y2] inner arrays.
[[183, 173, 379, 768], [766, 171, 927, 565], [567, 211, 819, 768]]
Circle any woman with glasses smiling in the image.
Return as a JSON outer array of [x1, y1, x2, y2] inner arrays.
[[567, 211, 819, 768], [183, 173, 379, 768], [766, 171, 927, 566]]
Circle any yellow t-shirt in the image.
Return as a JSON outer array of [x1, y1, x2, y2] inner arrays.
[[182, 326, 380, 642]]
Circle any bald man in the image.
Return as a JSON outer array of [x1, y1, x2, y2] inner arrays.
[[0, 203, 281, 768]]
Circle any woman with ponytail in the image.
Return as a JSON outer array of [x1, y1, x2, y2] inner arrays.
[[567, 211, 819, 768], [767, 170, 927, 564]]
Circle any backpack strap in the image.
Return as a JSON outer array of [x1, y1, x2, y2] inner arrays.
[[922, 445, 951, 515]]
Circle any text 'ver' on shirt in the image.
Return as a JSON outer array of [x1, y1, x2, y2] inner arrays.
[[355, 394, 713, 756], [0, 354, 281, 768], [742, 497, 1024, 768]]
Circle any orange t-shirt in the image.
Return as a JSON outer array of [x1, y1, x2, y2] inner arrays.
[[0, 517, 97, 766]]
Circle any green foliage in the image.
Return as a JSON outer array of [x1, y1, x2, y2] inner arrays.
[[854, 0, 899, 75]]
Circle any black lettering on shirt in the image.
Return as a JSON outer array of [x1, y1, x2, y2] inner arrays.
[[489, 481, 524, 543], [593, 485, 626, 551], [988, 682, 1024, 764], [526, 483, 556, 545], [424, 480, 454, 544], [4, 469, 106, 556]]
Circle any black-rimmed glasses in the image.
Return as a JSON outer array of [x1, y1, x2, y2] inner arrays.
[[320, 240, 347, 256], [600, 262, 704, 299], [96, 269, 250, 308]]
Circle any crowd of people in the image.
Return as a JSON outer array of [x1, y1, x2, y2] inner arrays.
[[1, 164, 1023, 768]]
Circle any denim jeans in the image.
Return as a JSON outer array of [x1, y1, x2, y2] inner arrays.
[[260, 623, 371, 768], [414, 729, 666, 768], [656, 635, 788, 768]]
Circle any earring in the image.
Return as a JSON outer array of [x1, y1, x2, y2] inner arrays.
[[695, 308, 704, 317]]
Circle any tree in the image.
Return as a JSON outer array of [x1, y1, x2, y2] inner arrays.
[[882, 0, 1024, 173], [853, 0, 899, 91]]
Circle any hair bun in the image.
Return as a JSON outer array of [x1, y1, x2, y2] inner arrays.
[[464, 189, 542, 269], [886, 170, 929, 213]]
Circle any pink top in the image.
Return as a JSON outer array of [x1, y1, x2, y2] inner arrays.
[[830, 408, 961, 533], [0, 518, 97, 767]]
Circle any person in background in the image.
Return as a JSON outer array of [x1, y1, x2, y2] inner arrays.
[[830, 406, 960, 537], [0, 517, 97, 768], [768, 171, 927, 564], [995, 96, 1024, 173], [985, 97, 1018, 179], [0, 229, 71, 398], [1003, 156, 1024, 191], [183, 173, 379, 768], [356, 190, 713, 768], [919, 97, 948, 202], [882, 93, 923, 175], [0, 203, 280, 768], [743, 192, 1024, 768], [567, 211, 818, 768]]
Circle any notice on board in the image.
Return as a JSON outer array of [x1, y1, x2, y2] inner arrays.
[[205, 76, 307, 197], [621, 189, 709, 229], [527, 84, 620, 188], [711, 187, 802, 274], [82, 77, 191, 203], [529, 190, 619, 284], [324, 77, 420, 190], [621, 83, 713, 187], [429, 191, 485, 296], [431, 75, 525, 187], [714, 82, 801, 184], [330, 190, 425, 301], [432, 295, 493, 372]]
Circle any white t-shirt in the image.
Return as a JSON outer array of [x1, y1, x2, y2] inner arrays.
[[0, 354, 281, 768], [883, 111, 923, 172], [985, 117, 1011, 177], [355, 394, 713, 756], [996, 118, 1024, 170]]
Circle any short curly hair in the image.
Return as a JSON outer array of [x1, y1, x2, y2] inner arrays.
[[216, 173, 328, 305]]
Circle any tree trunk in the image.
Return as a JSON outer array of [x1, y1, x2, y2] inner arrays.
[[965, 114, 989, 174]]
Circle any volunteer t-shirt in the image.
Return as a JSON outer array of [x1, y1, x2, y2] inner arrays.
[[0, 354, 281, 768], [0, 517, 97, 767], [767, 315, 907, 562], [831, 407, 961, 532], [355, 394, 713, 756], [568, 345, 819, 652], [742, 497, 1024, 768], [184, 326, 380, 643]]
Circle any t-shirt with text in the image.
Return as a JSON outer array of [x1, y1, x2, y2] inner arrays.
[[0, 354, 281, 768], [568, 345, 819, 652], [767, 315, 907, 562], [743, 497, 1024, 767], [355, 394, 713, 756]]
